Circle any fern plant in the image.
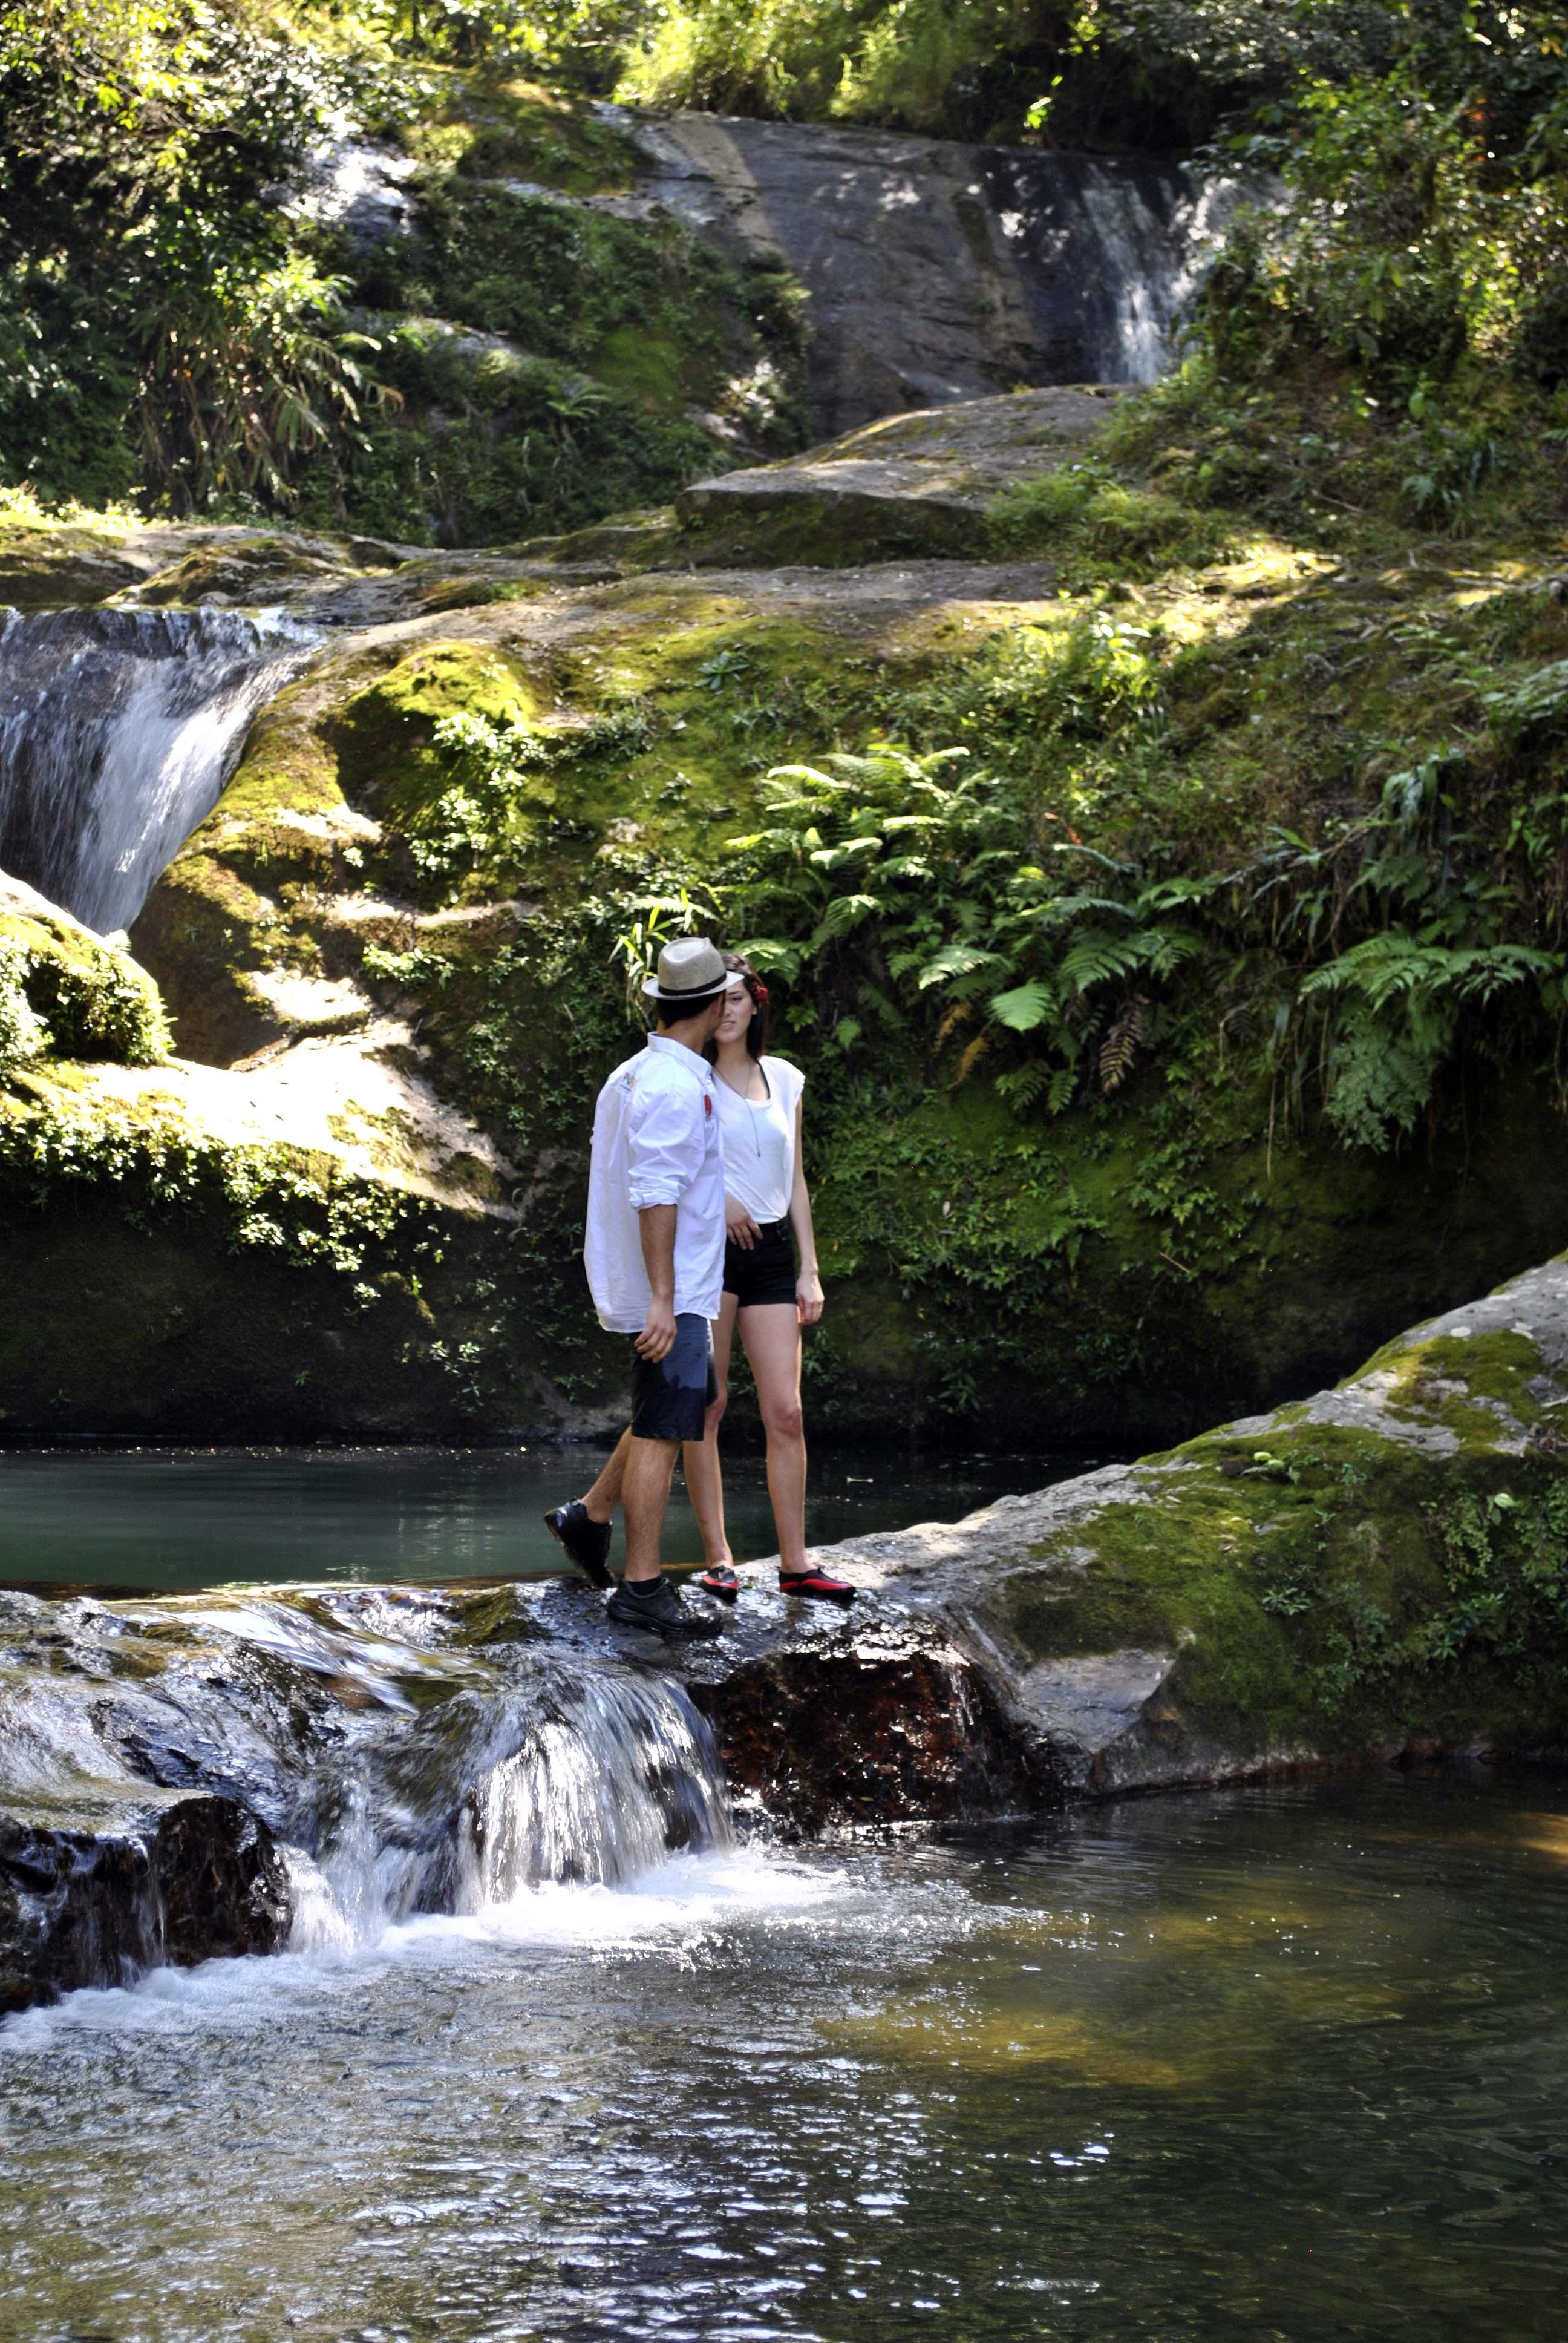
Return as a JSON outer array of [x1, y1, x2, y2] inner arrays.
[[720, 717, 1568, 1150]]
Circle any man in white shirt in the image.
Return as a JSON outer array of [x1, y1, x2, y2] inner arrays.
[[546, 936, 741, 1639]]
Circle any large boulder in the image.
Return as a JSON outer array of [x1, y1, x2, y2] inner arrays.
[[671, 385, 1117, 563]]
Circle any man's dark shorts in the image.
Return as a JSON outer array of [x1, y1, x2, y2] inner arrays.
[[629, 1311, 716, 1443]]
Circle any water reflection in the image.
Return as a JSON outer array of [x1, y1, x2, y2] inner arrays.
[[2, 1775, 1566, 2339]]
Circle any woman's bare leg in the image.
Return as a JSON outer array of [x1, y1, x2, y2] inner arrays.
[[737, 1302, 808, 1574], [682, 1299, 737, 1567]]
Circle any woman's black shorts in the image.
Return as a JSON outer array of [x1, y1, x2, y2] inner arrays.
[[723, 1217, 797, 1309]]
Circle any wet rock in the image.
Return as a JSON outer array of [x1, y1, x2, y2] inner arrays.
[[618, 112, 1244, 436], [738, 1256, 1568, 1795], [687, 1618, 1065, 1833], [0, 1788, 290, 2013]]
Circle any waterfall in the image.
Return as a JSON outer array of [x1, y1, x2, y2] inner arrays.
[[979, 151, 1247, 388], [289, 1657, 733, 1952], [0, 606, 318, 934]]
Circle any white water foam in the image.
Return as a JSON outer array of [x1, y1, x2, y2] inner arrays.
[[0, 1843, 859, 2050]]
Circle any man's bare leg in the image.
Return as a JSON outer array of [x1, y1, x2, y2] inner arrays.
[[621, 1435, 679, 1584], [581, 1429, 630, 1525], [681, 1300, 737, 1567]]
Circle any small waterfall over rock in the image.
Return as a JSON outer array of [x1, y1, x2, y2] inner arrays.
[[290, 1660, 732, 1953], [978, 151, 1240, 386], [0, 1585, 732, 2005], [0, 606, 318, 934]]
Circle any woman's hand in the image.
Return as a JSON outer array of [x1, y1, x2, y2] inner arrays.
[[725, 1198, 762, 1250], [796, 1269, 825, 1326]]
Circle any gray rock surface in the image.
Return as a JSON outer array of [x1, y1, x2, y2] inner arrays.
[[674, 384, 1114, 558], [615, 111, 1247, 434], [687, 1254, 1568, 1790]]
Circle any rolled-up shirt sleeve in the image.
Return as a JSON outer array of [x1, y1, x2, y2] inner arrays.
[[626, 1078, 701, 1210]]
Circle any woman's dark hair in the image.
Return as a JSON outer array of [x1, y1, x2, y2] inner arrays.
[[706, 949, 769, 1061]]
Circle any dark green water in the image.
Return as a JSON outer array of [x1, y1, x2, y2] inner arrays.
[[0, 1446, 1078, 1591], [2, 1773, 1565, 2341]]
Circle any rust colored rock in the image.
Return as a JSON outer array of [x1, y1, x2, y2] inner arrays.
[[688, 1622, 1064, 1833]]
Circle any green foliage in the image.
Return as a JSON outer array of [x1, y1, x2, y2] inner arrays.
[[0, 1090, 414, 1271], [1194, 28, 1568, 402], [613, 0, 1413, 143], [1300, 932, 1558, 1149], [0, 5, 808, 535], [0, 0, 394, 510], [987, 459, 1235, 577], [401, 709, 556, 879], [0, 940, 48, 1074], [706, 566, 1568, 1149]]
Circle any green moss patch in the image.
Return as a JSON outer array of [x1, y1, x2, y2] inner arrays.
[[0, 913, 168, 1076]]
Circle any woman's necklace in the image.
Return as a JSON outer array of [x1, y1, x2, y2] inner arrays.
[[716, 1058, 766, 1152], [716, 1061, 766, 1104]]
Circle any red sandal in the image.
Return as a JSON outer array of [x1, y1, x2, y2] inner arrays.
[[779, 1567, 855, 1605], [697, 1563, 740, 1602]]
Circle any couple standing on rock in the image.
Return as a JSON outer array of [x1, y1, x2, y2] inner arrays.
[[546, 936, 854, 1639]]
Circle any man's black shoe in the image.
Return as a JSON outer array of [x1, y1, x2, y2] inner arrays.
[[544, 1501, 614, 1589], [605, 1575, 722, 1640]]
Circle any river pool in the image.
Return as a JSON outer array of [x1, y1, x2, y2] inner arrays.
[[0, 1445, 1082, 1591], [2, 1774, 1566, 2341]]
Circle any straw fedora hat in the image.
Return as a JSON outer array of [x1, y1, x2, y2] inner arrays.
[[641, 934, 741, 1009]]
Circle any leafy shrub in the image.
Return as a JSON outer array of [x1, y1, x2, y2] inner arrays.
[[987, 459, 1234, 574], [0, 940, 48, 1075], [1192, 39, 1568, 400]]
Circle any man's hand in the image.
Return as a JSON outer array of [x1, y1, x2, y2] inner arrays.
[[725, 1198, 762, 1250], [635, 1297, 678, 1361], [635, 1203, 679, 1358]]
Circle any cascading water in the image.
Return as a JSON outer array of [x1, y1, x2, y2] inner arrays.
[[0, 605, 318, 933], [289, 1659, 733, 1954], [978, 151, 1249, 387], [0, 1584, 733, 2001]]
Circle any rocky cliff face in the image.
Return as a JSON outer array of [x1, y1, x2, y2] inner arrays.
[[612, 113, 1244, 435]]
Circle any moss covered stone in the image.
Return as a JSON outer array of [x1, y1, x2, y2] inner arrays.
[[800, 1255, 1568, 1790], [0, 898, 168, 1073]]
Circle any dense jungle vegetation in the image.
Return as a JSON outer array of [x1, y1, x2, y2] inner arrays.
[[3, 0, 1565, 532], [2, 0, 1568, 1441]]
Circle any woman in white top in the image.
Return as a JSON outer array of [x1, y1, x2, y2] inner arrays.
[[684, 953, 854, 1605]]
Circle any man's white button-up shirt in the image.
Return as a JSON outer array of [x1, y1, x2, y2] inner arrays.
[[583, 1035, 726, 1334]]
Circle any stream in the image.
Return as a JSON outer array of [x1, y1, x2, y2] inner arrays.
[[1, 1774, 1564, 2341], [1, 1460, 1566, 2339]]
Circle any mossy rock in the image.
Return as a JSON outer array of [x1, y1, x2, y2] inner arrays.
[[0, 902, 168, 1074], [821, 1255, 1568, 1792], [0, 527, 147, 609]]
